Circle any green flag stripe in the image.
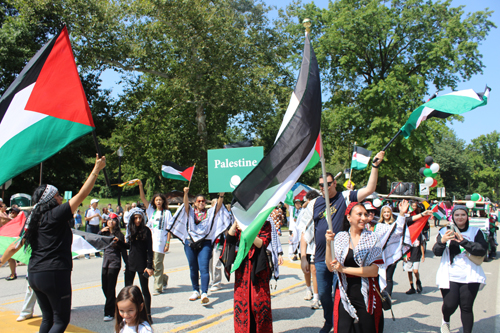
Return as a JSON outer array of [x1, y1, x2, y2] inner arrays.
[[161, 172, 188, 181]]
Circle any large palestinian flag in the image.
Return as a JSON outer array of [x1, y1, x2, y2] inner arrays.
[[400, 87, 491, 139], [0, 26, 95, 186], [161, 161, 195, 181], [230, 31, 322, 272], [0, 213, 114, 264]]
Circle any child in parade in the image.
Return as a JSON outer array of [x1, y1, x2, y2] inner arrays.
[[99, 213, 128, 322], [115, 208, 154, 322], [115, 286, 152, 333], [138, 180, 172, 296]]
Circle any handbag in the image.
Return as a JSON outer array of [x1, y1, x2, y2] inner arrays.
[[374, 286, 395, 321], [466, 252, 484, 266], [188, 238, 206, 251]]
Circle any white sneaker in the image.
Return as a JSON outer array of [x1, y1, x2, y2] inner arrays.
[[16, 314, 33, 322], [210, 284, 222, 292], [304, 289, 313, 300], [189, 290, 200, 301], [201, 293, 209, 304], [103, 315, 114, 322], [440, 322, 450, 333]]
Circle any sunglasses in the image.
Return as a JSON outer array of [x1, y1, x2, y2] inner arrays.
[[318, 181, 333, 188], [197, 200, 206, 203]]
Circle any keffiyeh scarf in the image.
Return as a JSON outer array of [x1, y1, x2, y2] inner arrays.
[[334, 229, 383, 320], [25, 185, 58, 231]]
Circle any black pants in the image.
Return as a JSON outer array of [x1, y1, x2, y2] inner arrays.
[[441, 282, 480, 333], [385, 262, 398, 296], [336, 295, 383, 333], [125, 269, 151, 318], [102, 267, 120, 317], [28, 270, 72, 333]]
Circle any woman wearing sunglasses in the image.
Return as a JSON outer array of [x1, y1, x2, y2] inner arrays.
[[168, 187, 230, 304]]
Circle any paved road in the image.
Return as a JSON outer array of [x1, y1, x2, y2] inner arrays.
[[1, 226, 499, 332]]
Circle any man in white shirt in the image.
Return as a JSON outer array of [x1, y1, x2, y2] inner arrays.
[[85, 199, 102, 259]]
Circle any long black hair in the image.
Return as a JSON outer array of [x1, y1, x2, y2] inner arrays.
[[127, 212, 148, 242], [24, 185, 59, 248], [149, 193, 169, 211]]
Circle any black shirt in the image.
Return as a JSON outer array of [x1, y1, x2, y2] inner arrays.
[[28, 202, 74, 273], [98, 230, 128, 269], [118, 227, 153, 272]]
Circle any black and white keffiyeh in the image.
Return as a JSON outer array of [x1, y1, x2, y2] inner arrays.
[[24, 184, 58, 230], [334, 229, 383, 320]]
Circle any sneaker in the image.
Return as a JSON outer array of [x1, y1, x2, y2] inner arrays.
[[292, 255, 298, 261], [16, 314, 33, 322], [210, 284, 222, 292], [304, 289, 313, 300], [311, 299, 321, 309], [103, 315, 114, 322], [96, 253, 102, 258], [416, 280, 422, 293], [85, 255, 90, 259], [406, 287, 416, 295], [153, 290, 162, 296], [201, 293, 209, 304], [440, 322, 450, 333], [5, 274, 17, 281], [189, 290, 200, 301], [163, 274, 169, 290]]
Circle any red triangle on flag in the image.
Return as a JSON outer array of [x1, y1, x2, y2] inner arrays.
[[24, 27, 94, 127], [180, 165, 195, 181], [0, 212, 26, 238]]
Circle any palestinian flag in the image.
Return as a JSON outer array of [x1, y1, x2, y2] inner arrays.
[[408, 215, 431, 244], [0, 213, 114, 264], [0, 26, 95, 186], [400, 87, 491, 139], [230, 31, 322, 272], [161, 161, 195, 181], [303, 134, 322, 173], [350, 145, 372, 170], [432, 204, 446, 220]]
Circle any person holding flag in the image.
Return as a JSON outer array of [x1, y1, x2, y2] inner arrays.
[[299, 150, 385, 333], [1, 154, 106, 333], [138, 180, 172, 296], [168, 187, 228, 304]]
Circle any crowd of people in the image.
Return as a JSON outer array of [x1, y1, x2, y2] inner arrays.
[[0, 150, 497, 333]]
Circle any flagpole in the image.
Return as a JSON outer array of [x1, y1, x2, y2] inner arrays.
[[187, 163, 196, 189], [318, 130, 335, 262], [92, 130, 111, 187]]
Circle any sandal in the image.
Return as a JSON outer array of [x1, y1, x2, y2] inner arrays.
[[6, 274, 17, 281]]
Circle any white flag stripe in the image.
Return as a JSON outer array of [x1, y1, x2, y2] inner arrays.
[[416, 106, 435, 128], [354, 154, 370, 165], [71, 234, 98, 255], [232, 146, 315, 229], [446, 89, 482, 101], [274, 92, 300, 143], [0, 83, 48, 148], [161, 165, 182, 175]]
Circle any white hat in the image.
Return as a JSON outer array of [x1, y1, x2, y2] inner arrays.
[[90, 199, 99, 205]]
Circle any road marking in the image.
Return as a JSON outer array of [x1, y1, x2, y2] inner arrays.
[[1, 266, 190, 306], [168, 280, 306, 333]]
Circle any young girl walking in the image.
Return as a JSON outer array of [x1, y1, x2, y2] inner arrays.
[[115, 286, 152, 333]]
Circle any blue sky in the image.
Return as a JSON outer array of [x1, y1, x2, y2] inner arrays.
[[100, 0, 498, 144]]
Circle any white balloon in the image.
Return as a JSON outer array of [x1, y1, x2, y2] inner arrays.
[[424, 177, 434, 186], [373, 198, 382, 207], [466, 201, 475, 209], [430, 163, 440, 173]]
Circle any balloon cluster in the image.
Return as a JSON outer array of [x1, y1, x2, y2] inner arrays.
[[466, 193, 484, 209], [419, 156, 440, 187]]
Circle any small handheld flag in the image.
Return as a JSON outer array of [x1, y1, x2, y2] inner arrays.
[[161, 161, 195, 181], [350, 145, 372, 171], [111, 179, 141, 187]]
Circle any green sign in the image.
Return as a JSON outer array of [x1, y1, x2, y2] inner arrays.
[[64, 191, 73, 200], [207, 147, 264, 193]]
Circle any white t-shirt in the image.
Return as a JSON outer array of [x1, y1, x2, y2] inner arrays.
[[119, 321, 152, 333], [146, 204, 172, 253], [86, 207, 101, 226]]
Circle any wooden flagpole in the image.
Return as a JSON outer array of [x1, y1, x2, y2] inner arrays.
[[187, 163, 196, 189]]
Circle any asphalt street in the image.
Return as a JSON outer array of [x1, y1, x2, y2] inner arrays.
[[1, 226, 499, 333]]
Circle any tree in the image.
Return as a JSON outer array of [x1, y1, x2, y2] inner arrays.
[[466, 131, 500, 202], [277, 0, 495, 192]]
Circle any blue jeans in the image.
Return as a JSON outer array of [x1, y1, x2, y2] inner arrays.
[[315, 260, 338, 327], [184, 240, 212, 294]]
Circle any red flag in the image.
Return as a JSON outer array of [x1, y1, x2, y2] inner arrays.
[[408, 215, 431, 244]]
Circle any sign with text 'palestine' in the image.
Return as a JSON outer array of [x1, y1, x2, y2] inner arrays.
[[207, 147, 263, 193]]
